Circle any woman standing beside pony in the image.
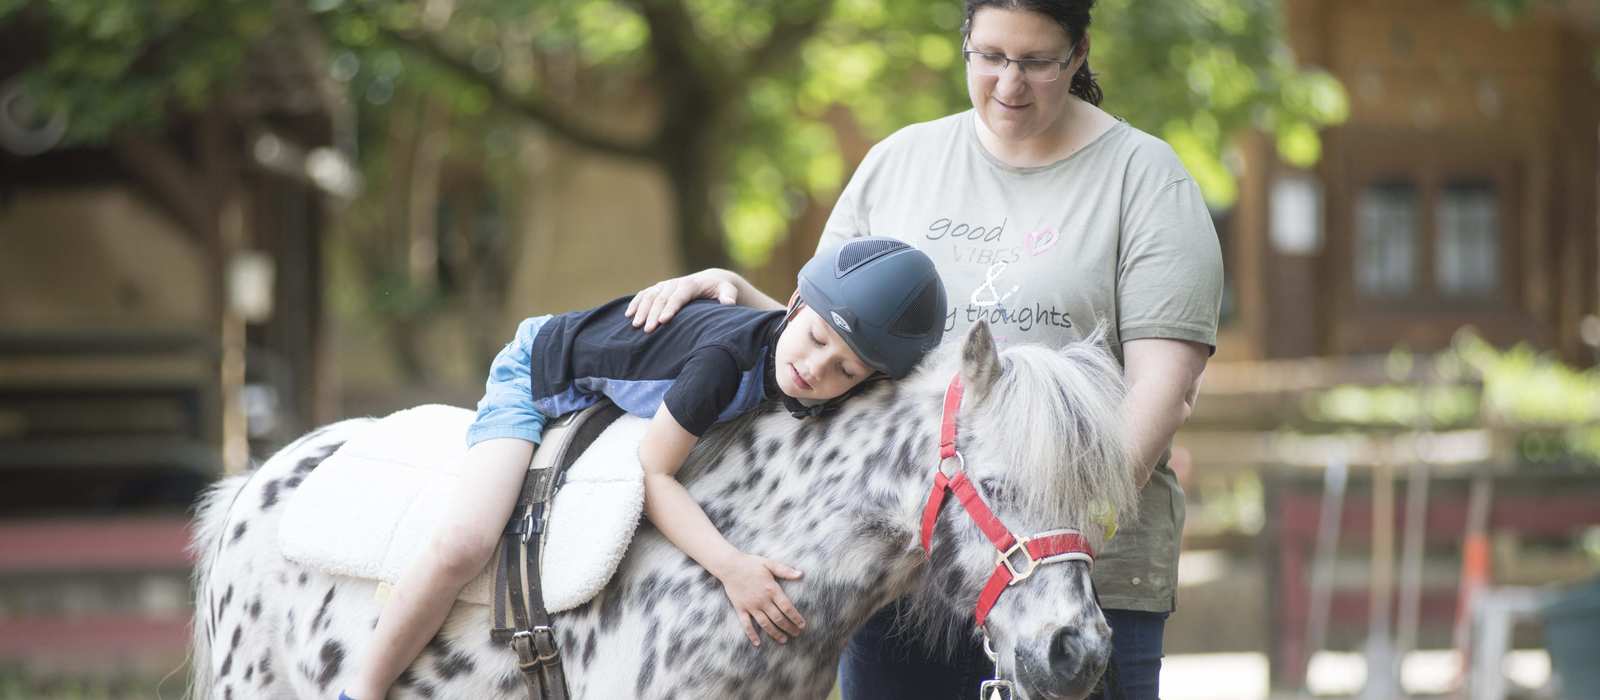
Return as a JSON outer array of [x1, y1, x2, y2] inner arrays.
[[625, 0, 1223, 697]]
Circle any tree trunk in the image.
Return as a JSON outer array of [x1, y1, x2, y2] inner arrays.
[[407, 99, 450, 292], [659, 101, 730, 272], [388, 315, 432, 383], [665, 159, 729, 272]]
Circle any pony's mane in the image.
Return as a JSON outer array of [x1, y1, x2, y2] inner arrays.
[[895, 327, 1141, 656], [913, 326, 1140, 551], [989, 329, 1139, 544]]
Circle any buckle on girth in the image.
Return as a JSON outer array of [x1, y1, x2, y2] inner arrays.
[[511, 626, 561, 664]]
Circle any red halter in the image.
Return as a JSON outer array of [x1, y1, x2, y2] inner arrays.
[[919, 373, 1096, 628]]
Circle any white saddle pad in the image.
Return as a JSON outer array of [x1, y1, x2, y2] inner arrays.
[[278, 404, 647, 613]]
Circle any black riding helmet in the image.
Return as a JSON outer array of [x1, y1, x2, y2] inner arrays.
[[796, 237, 948, 379]]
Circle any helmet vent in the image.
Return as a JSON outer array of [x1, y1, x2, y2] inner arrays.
[[834, 238, 906, 278], [891, 281, 942, 337]]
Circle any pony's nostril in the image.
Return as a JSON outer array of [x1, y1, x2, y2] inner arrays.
[[1050, 627, 1080, 667]]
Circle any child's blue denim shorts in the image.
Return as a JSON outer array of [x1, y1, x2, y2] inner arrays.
[[466, 315, 553, 448]]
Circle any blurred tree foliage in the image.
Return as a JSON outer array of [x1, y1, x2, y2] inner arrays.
[[6, 0, 1346, 272], [1308, 331, 1600, 467]]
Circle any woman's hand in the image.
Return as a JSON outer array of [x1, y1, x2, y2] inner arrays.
[[625, 269, 742, 332], [713, 553, 806, 646]]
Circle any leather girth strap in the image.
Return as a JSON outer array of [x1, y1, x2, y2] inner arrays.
[[490, 401, 624, 700]]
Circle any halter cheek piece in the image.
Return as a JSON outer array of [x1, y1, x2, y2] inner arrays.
[[919, 373, 1097, 698]]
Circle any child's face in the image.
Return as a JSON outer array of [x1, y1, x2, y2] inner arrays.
[[773, 306, 873, 401]]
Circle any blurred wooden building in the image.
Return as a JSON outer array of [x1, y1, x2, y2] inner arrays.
[[0, 19, 354, 675], [1184, 0, 1600, 691], [1220, 0, 1599, 365], [0, 20, 354, 485]]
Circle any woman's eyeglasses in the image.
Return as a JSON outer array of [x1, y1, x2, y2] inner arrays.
[[962, 47, 1075, 83]]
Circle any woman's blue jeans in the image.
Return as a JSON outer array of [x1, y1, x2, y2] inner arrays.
[[838, 602, 1168, 700]]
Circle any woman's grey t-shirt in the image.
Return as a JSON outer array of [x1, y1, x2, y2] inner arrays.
[[819, 110, 1222, 613]]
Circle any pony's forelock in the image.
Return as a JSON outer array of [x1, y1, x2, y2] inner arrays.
[[893, 326, 1139, 652], [978, 328, 1139, 547], [912, 325, 1139, 550]]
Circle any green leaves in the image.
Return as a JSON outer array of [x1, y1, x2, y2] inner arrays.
[[9, 0, 275, 143], [1308, 331, 1600, 465], [1093, 0, 1348, 207], [15, 0, 1351, 264]]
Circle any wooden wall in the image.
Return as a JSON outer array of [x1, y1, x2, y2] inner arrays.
[[1225, 0, 1600, 363]]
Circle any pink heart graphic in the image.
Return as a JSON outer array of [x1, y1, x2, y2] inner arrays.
[[1025, 228, 1059, 256]]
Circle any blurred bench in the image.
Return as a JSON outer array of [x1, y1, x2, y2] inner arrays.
[[0, 330, 216, 456], [0, 330, 214, 672]]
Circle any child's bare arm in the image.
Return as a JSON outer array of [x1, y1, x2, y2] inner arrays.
[[638, 404, 806, 645], [637, 406, 728, 566]]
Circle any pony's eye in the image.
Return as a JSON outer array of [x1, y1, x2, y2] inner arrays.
[[979, 478, 1009, 502]]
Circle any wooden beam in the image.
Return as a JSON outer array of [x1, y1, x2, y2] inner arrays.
[[112, 134, 213, 245]]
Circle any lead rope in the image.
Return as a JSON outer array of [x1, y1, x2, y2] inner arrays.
[[978, 629, 1123, 700], [978, 631, 1016, 700]]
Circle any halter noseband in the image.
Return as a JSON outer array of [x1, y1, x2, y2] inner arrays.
[[919, 373, 1096, 628]]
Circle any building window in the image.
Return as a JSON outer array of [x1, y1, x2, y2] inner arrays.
[[1436, 180, 1500, 298], [1356, 181, 1419, 298]]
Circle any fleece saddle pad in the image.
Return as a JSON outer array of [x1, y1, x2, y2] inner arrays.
[[278, 404, 647, 613]]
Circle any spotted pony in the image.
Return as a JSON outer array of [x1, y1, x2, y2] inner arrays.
[[188, 322, 1139, 699]]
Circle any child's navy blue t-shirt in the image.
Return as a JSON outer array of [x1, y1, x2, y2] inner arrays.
[[528, 297, 786, 436]]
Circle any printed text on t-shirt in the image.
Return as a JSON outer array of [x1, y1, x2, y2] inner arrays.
[[946, 302, 1074, 333], [927, 216, 1023, 265], [926, 216, 1006, 242]]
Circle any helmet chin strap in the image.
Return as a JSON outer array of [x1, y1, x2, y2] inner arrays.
[[782, 375, 884, 420], [783, 290, 804, 323], [783, 394, 836, 419]]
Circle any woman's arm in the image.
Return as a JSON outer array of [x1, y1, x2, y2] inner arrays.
[[625, 268, 785, 332], [1121, 337, 1209, 487]]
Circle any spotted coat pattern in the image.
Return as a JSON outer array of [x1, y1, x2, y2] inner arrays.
[[189, 323, 1131, 699]]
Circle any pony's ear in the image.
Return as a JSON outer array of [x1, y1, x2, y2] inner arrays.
[[960, 321, 1003, 403]]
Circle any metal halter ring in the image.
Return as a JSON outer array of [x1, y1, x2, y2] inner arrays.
[[982, 631, 1000, 662], [937, 451, 966, 478], [998, 537, 1037, 582]]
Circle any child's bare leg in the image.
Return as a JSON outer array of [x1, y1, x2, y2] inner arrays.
[[344, 438, 534, 699]]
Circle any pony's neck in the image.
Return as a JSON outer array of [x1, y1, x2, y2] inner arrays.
[[682, 365, 953, 650]]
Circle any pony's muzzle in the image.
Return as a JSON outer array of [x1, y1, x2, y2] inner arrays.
[[1053, 623, 1111, 695], [1016, 621, 1111, 700]]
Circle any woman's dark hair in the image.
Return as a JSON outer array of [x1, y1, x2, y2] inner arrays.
[[961, 0, 1103, 106]]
